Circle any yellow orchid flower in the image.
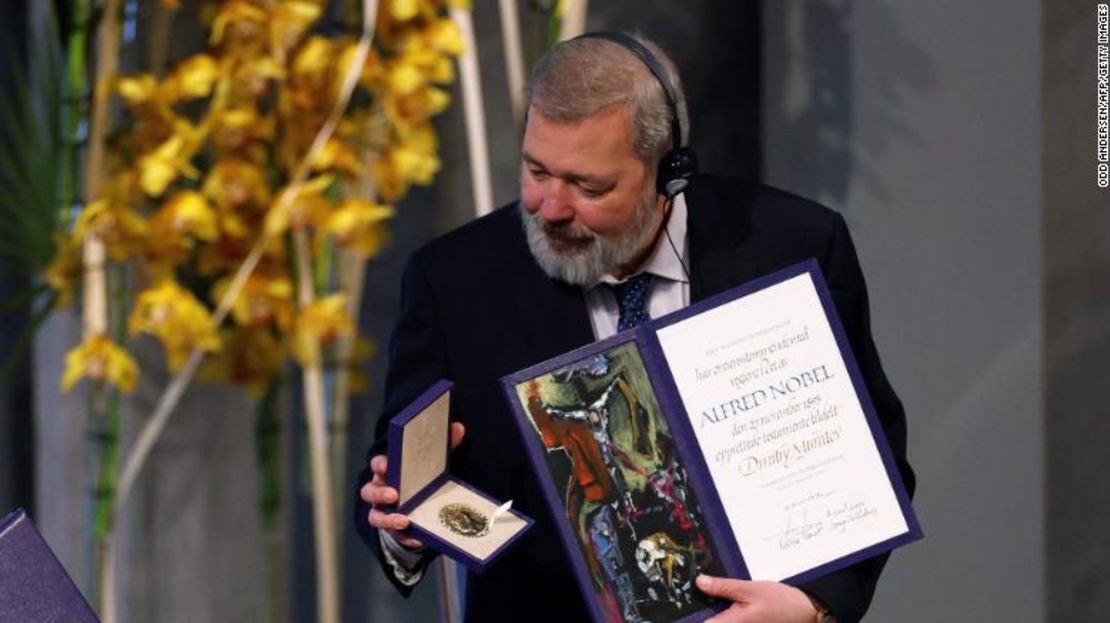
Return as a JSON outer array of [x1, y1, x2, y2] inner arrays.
[[391, 28, 460, 86], [212, 268, 297, 330], [230, 55, 285, 101], [119, 114, 184, 168], [372, 157, 405, 203], [61, 334, 139, 393], [137, 134, 201, 197], [384, 84, 450, 134], [197, 233, 251, 275], [152, 190, 219, 242], [74, 198, 150, 261], [374, 124, 441, 200], [210, 106, 276, 158], [398, 21, 464, 68], [326, 199, 395, 258], [342, 44, 385, 91], [263, 175, 335, 237], [404, 120, 440, 150], [115, 73, 160, 107], [392, 143, 440, 184], [42, 234, 83, 308], [210, 0, 268, 47], [215, 209, 258, 241], [144, 190, 219, 269], [144, 190, 218, 275], [291, 35, 335, 81], [45, 0, 464, 396], [196, 229, 286, 276], [137, 142, 180, 196], [423, 54, 455, 84], [130, 280, 222, 371], [424, 17, 465, 55], [200, 160, 271, 244], [312, 137, 363, 177], [161, 54, 220, 101], [289, 293, 354, 366], [284, 36, 344, 116], [199, 327, 285, 397], [269, 1, 324, 63], [203, 158, 272, 212], [387, 59, 426, 96], [389, 0, 420, 21]]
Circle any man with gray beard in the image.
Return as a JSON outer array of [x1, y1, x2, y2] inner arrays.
[[357, 32, 912, 623]]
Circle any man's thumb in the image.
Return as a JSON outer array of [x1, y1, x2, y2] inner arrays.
[[696, 575, 751, 602]]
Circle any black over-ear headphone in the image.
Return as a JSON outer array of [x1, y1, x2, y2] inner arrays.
[[575, 31, 698, 198]]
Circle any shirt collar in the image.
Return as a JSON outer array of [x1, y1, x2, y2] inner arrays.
[[594, 193, 688, 287]]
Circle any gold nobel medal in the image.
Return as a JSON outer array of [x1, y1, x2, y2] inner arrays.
[[438, 503, 489, 537]]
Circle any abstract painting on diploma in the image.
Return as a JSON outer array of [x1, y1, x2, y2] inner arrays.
[[511, 341, 724, 623]]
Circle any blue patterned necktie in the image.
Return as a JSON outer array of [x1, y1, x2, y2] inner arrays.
[[612, 273, 653, 332]]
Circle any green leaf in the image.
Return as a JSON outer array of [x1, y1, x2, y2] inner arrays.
[[0, 2, 64, 279]]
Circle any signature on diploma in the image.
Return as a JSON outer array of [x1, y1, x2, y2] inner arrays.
[[770, 498, 880, 550], [771, 511, 824, 550], [826, 500, 878, 533]]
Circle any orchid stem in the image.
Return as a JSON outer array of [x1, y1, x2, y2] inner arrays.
[[77, 0, 122, 618]]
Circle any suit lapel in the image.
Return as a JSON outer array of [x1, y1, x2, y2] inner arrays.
[[515, 272, 594, 360], [685, 176, 761, 302], [501, 210, 595, 364]]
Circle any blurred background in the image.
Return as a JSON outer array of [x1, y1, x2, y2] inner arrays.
[[0, 0, 1106, 621]]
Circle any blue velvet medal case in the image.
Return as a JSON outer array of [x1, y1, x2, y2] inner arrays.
[[387, 380, 534, 573]]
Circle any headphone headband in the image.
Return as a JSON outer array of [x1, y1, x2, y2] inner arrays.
[[573, 31, 697, 198], [576, 31, 684, 152]]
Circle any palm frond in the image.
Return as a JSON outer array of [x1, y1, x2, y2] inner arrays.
[[0, 2, 67, 380], [0, 1, 65, 278]]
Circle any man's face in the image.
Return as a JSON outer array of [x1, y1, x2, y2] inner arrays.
[[520, 105, 662, 285]]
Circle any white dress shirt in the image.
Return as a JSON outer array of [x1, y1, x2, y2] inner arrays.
[[584, 193, 690, 339]]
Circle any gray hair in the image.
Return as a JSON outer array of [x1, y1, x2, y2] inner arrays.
[[525, 34, 689, 166]]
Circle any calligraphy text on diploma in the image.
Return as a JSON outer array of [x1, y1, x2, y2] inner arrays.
[[655, 274, 908, 580]]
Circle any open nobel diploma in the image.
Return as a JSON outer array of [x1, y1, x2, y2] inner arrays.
[[500, 259, 922, 623]]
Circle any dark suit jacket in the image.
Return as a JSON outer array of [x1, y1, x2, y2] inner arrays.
[[355, 175, 915, 623]]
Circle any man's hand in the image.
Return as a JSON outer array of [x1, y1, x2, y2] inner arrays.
[[696, 575, 821, 623], [361, 421, 466, 550]]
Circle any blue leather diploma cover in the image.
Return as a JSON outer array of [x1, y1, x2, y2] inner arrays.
[[501, 260, 922, 623], [0, 508, 99, 622]]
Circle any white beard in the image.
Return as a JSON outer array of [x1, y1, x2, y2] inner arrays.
[[521, 187, 660, 286]]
